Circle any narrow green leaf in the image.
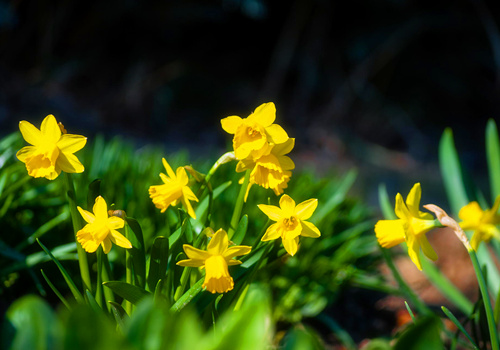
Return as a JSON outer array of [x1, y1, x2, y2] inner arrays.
[[231, 215, 248, 245], [40, 269, 71, 310], [378, 183, 397, 220], [194, 180, 232, 219], [85, 289, 103, 314], [147, 236, 169, 292], [441, 306, 479, 349], [404, 301, 416, 323], [170, 277, 204, 312], [181, 217, 194, 244], [439, 128, 469, 215], [486, 119, 500, 201], [37, 239, 84, 304], [126, 217, 146, 289], [103, 281, 151, 305], [109, 301, 129, 332]]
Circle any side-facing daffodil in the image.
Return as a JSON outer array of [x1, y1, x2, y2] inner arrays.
[[221, 102, 289, 160], [16, 115, 87, 180], [374, 183, 439, 270], [458, 196, 500, 251], [237, 138, 295, 197], [148, 158, 199, 219], [177, 229, 251, 294], [76, 196, 132, 254], [258, 194, 320, 256]]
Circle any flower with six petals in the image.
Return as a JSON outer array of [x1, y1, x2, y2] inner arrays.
[[458, 196, 500, 251], [149, 158, 199, 219], [16, 115, 87, 180], [76, 196, 132, 254], [258, 194, 320, 256], [177, 229, 251, 293], [374, 183, 438, 270], [221, 102, 289, 160]]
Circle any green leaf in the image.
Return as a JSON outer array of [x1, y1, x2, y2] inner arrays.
[[5, 295, 62, 350], [280, 327, 324, 350], [108, 301, 128, 332], [231, 215, 248, 245], [85, 289, 103, 314], [103, 281, 151, 305], [394, 315, 443, 350], [378, 183, 396, 220], [126, 217, 146, 289], [486, 119, 500, 201], [170, 278, 204, 312], [439, 128, 469, 215], [40, 269, 71, 310], [441, 306, 479, 349], [147, 236, 169, 292]]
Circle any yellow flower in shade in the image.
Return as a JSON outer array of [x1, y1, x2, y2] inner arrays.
[[177, 229, 251, 294], [458, 196, 500, 251], [258, 194, 320, 256], [76, 196, 132, 254], [221, 102, 289, 160], [16, 115, 87, 180], [148, 158, 199, 219], [374, 183, 438, 270], [237, 138, 295, 196]]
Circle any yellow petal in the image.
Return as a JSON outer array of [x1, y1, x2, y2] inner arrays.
[[203, 255, 234, 293], [183, 244, 210, 260], [101, 238, 112, 254], [162, 158, 176, 179], [301, 221, 321, 238], [57, 152, 84, 173], [40, 115, 61, 144], [458, 201, 483, 223], [248, 102, 276, 127], [282, 237, 299, 256], [76, 227, 99, 253], [181, 193, 197, 219], [295, 198, 318, 220], [19, 120, 42, 145], [223, 245, 252, 260], [16, 146, 36, 162], [207, 229, 229, 255], [77, 207, 95, 224], [57, 134, 87, 153], [405, 183, 422, 217], [406, 233, 422, 270], [261, 223, 280, 241], [221, 116, 243, 134], [278, 155, 295, 171], [273, 138, 295, 156], [227, 259, 243, 266], [93, 196, 108, 222], [177, 258, 205, 267], [109, 230, 132, 249], [374, 220, 405, 248], [182, 186, 199, 202], [258, 204, 283, 221], [279, 194, 296, 215], [418, 234, 437, 261], [107, 216, 125, 230], [394, 193, 410, 220], [265, 124, 288, 144]]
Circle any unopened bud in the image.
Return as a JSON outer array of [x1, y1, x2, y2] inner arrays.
[[108, 209, 127, 219]]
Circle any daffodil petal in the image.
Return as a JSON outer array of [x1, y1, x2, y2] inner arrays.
[[295, 198, 318, 220], [258, 204, 283, 221], [162, 158, 176, 179], [406, 183, 422, 217], [406, 232, 422, 271], [419, 234, 437, 261], [76, 228, 99, 253], [266, 124, 288, 144], [301, 221, 321, 237], [283, 237, 299, 256], [107, 216, 125, 230], [40, 115, 61, 144], [221, 116, 243, 134], [177, 258, 205, 267], [458, 201, 483, 222], [101, 238, 112, 254], [183, 245, 210, 260], [16, 146, 36, 162], [19, 120, 42, 145], [223, 245, 252, 260], [248, 102, 276, 126], [77, 207, 95, 224], [207, 229, 229, 255], [374, 220, 405, 248], [273, 138, 295, 156], [57, 134, 87, 153], [394, 193, 410, 220], [57, 152, 84, 174], [279, 194, 296, 215], [109, 230, 132, 249], [278, 155, 295, 171], [262, 223, 280, 241], [181, 195, 197, 219], [227, 259, 243, 265]]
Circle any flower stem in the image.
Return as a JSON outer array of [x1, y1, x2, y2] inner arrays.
[[227, 170, 250, 239], [63, 173, 91, 292], [468, 248, 499, 349], [95, 247, 103, 309], [124, 224, 133, 315]]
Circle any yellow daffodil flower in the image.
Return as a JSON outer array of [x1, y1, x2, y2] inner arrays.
[[221, 102, 289, 160], [177, 229, 251, 294], [76, 196, 132, 254], [258, 194, 320, 256], [237, 138, 295, 197], [458, 196, 500, 251], [16, 115, 87, 180], [148, 158, 199, 219], [374, 183, 438, 270]]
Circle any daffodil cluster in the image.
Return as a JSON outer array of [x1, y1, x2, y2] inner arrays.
[[221, 102, 294, 196]]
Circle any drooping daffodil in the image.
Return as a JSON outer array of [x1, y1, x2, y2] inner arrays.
[[16, 115, 87, 180], [258, 194, 320, 256], [374, 183, 439, 270]]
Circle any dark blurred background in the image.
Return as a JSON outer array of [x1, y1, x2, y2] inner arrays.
[[1, 0, 499, 200]]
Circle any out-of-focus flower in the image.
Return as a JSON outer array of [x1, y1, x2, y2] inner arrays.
[[458, 197, 500, 251], [258, 194, 320, 256], [149, 158, 199, 219], [237, 138, 295, 197], [16, 115, 86, 180], [177, 229, 251, 293], [375, 183, 438, 270], [77, 196, 132, 254], [221, 102, 288, 160]]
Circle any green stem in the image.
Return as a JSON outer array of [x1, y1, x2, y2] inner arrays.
[[124, 224, 133, 315], [381, 247, 431, 316], [469, 248, 499, 349], [174, 267, 192, 301], [227, 170, 250, 239], [100, 252, 114, 312], [95, 248, 103, 308], [63, 173, 91, 292]]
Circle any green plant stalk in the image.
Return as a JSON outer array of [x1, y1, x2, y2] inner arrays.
[[174, 267, 192, 301], [63, 173, 91, 292], [227, 170, 250, 239], [468, 247, 499, 350], [124, 224, 133, 315], [100, 252, 115, 311], [95, 247, 103, 309]]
